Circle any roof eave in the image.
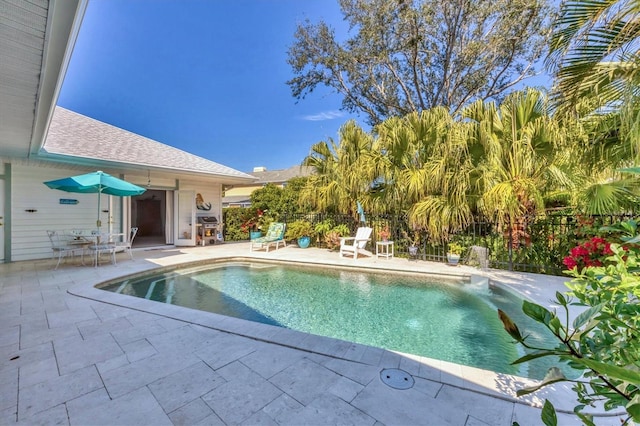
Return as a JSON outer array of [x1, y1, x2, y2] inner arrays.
[[29, 0, 88, 156]]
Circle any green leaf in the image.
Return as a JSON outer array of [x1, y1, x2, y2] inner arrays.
[[512, 351, 565, 365], [626, 394, 640, 423], [572, 304, 603, 330], [522, 301, 553, 326], [555, 291, 567, 306], [576, 358, 640, 384], [541, 400, 557, 426], [517, 367, 566, 396]]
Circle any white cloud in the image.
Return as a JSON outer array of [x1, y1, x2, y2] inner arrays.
[[301, 110, 346, 121]]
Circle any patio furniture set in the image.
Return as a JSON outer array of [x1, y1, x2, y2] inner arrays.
[[46, 227, 138, 269]]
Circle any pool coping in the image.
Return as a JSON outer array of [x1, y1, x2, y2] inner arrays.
[[68, 254, 620, 418]]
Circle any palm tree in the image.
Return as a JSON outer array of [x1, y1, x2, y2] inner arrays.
[[462, 89, 569, 235], [547, 0, 640, 111], [300, 120, 376, 215]]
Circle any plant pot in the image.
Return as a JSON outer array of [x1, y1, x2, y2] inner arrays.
[[297, 236, 311, 248], [447, 253, 461, 265], [408, 245, 418, 256], [250, 231, 262, 240]]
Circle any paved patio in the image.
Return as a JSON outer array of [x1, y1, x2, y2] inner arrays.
[[0, 242, 623, 425]]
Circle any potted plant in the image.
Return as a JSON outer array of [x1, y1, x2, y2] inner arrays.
[[324, 224, 350, 251], [285, 220, 315, 248], [446, 242, 464, 265], [402, 230, 420, 258]]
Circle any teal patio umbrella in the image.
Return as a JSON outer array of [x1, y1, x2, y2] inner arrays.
[[44, 170, 146, 232]]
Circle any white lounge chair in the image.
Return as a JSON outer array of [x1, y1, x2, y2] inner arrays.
[[339, 227, 373, 259]]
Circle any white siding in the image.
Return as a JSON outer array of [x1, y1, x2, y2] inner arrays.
[[179, 180, 222, 222], [11, 164, 124, 261]]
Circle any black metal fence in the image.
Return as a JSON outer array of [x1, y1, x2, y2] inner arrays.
[[279, 212, 639, 275]]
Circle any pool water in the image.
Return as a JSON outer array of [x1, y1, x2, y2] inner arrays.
[[101, 262, 562, 379]]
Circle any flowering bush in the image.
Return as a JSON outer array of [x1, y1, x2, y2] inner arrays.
[[379, 226, 390, 241], [240, 209, 263, 233], [562, 236, 613, 270]]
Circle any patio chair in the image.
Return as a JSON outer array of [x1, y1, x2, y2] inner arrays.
[[47, 230, 83, 269], [339, 227, 373, 259], [87, 233, 117, 267], [250, 222, 286, 252], [112, 227, 138, 259]]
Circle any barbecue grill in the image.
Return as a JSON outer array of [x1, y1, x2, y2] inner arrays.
[[197, 216, 219, 245]]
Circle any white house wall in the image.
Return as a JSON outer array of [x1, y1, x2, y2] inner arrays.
[[10, 163, 123, 262], [180, 180, 222, 222]]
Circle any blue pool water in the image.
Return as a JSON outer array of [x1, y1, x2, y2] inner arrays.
[[100, 262, 563, 379]]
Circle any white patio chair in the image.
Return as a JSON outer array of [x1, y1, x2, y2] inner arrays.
[[112, 227, 138, 259], [46, 230, 81, 269], [87, 233, 117, 267], [339, 227, 373, 259]]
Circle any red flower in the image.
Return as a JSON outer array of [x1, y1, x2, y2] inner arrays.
[[564, 236, 613, 270]]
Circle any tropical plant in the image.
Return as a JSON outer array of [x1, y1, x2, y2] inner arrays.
[[546, 0, 640, 113], [288, 0, 552, 124], [447, 242, 465, 255], [300, 120, 377, 215], [285, 220, 315, 241], [325, 224, 351, 250], [498, 221, 640, 425]]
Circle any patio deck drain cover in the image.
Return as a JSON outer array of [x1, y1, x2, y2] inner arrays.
[[380, 368, 414, 390]]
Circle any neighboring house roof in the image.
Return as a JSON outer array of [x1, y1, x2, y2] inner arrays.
[[249, 165, 314, 184], [41, 107, 255, 182], [222, 195, 252, 207]]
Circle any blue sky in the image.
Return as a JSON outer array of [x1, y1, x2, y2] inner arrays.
[[58, 0, 361, 173]]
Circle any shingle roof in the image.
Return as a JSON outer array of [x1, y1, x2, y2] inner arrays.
[[250, 165, 314, 184], [42, 107, 255, 180]]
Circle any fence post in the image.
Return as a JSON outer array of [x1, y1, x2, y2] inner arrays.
[[508, 218, 513, 271]]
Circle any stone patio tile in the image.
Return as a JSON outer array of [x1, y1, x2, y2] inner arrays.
[[18, 365, 102, 420], [238, 343, 306, 379], [285, 394, 376, 426], [91, 303, 137, 321], [146, 324, 221, 355], [0, 367, 18, 412], [465, 415, 493, 425], [19, 319, 80, 350], [352, 377, 466, 425], [149, 361, 225, 413], [168, 398, 215, 425], [96, 353, 130, 374], [46, 306, 98, 328], [412, 376, 443, 398], [0, 325, 19, 347], [202, 361, 282, 424], [240, 410, 280, 425], [261, 394, 304, 423], [195, 333, 259, 370], [359, 345, 385, 366], [121, 337, 158, 362], [436, 385, 514, 426], [0, 405, 17, 425], [328, 375, 364, 402], [269, 357, 341, 406], [15, 403, 69, 426], [378, 349, 403, 368], [54, 333, 124, 375], [323, 358, 379, 386], [101, 351, 201, 399], [77, 316, 132, 339], [193, 412, 226, 425], [1, 342, 54, 371], [18, 356, 58, 389], [67, 386, 172, 425], [110, 319, 170, 346]]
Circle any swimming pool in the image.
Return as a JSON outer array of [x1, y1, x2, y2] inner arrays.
[[99, 261, 559, 379]]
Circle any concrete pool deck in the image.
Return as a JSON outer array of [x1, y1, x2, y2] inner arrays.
[[0, 242, 624, 425]]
